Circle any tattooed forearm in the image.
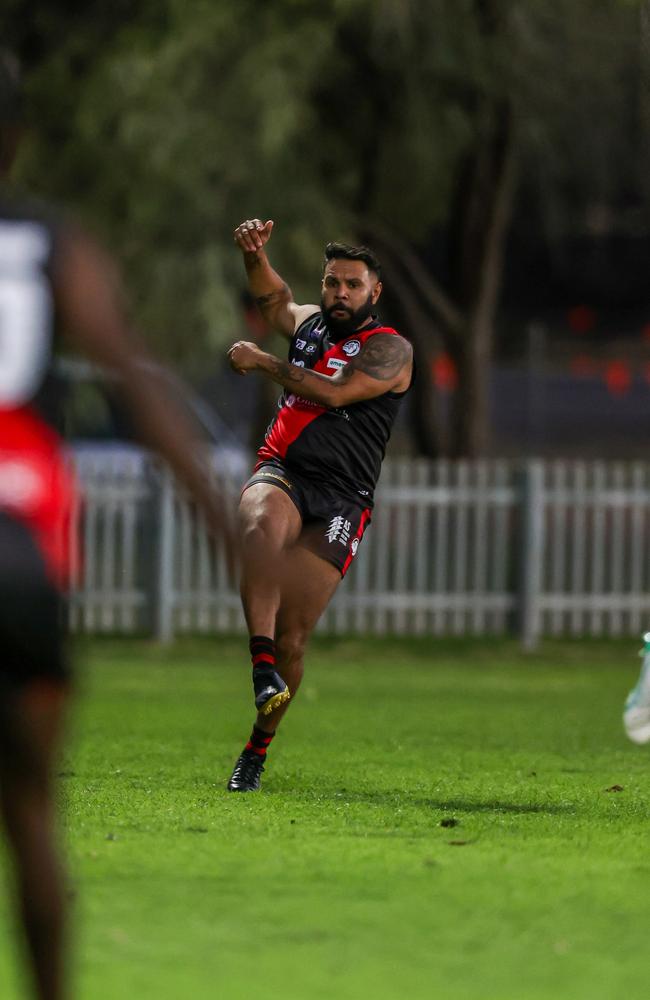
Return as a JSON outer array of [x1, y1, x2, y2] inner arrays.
[[267, 357, 307, 385], [349, 334, 412, 381], [254, 282, 291, 309]]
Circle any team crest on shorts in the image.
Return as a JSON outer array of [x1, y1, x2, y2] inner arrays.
[[342, 339, 361, 356]]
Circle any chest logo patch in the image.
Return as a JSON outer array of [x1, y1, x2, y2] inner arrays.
[[342, 339, 361, 357], [327, 358, 347, 371]]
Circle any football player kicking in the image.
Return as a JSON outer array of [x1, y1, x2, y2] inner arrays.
[[225, 217, 413, 791]]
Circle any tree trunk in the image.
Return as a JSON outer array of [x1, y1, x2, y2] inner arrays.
[[447, 100, 517, 455], [380, 278, 443, 458], [449, 326, 492, 457], [641, 3, 650, 205]]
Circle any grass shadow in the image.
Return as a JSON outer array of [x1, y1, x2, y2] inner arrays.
[[266, 784, 576, 816]]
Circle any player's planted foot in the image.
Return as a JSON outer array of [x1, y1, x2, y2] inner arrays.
[[253, 667, 290, 716], [623, 633, 650, 744], [227, 749, 266, 792]]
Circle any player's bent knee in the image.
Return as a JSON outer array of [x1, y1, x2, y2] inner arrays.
[[239, 517, 275, 554]]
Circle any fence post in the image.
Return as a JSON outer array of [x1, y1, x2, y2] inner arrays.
[[519, 459, 544, 650], [153, 464, 175, 643]]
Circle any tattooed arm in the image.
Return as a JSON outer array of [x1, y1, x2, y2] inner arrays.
[[227, 333, 413, 407], [233, 218, 318, 339]]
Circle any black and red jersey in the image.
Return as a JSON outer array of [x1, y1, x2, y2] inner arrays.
[[0, 195, 76, 587], [257, 312, 411, 506]]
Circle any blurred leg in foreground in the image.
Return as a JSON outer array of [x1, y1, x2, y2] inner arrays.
[[0, 515, 71, 1000]]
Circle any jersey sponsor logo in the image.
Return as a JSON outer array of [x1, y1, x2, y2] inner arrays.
[[305, 344, 317, 354], [284, 393, 321, 410], [325, 516, 351, 546], [295, 338, 307, 350], [342, 339, 361, 357], [327, 358, 347, 371]]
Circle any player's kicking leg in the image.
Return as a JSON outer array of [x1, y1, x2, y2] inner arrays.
[[623, 633, 650, 744], [228, 541, 341, 791]]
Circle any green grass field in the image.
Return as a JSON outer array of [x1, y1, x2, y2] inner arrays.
[[2, 637, 650, 1000]]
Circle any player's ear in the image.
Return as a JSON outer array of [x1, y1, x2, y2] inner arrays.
[[371, 280, 382, 305]]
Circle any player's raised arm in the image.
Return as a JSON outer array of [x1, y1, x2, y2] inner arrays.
[[228, 332, 413, 408], [234, 218, 317, 339]]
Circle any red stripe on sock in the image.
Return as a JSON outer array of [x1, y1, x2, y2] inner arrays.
[[252, 653, 275, 667]]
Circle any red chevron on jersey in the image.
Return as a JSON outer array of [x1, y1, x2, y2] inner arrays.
[[258, 324, 401, 464], [259, 392, 326, 460]]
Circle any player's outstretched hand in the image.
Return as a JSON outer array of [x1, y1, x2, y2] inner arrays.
[[233, 218, 274, 254], [228, 340, 265, 374]]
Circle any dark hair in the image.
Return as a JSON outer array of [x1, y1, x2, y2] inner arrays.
[[324, 241, 382, 280], [0, 51, 22, 125]]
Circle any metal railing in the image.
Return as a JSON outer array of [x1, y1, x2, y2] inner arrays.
[[68, 451, 650, 646]]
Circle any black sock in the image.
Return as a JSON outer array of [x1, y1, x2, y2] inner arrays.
[[250, 635, 276, 673], [245, 725, 276, 757]]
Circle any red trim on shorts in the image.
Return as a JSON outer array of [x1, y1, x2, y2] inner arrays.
[[341, 507, 372, 577]]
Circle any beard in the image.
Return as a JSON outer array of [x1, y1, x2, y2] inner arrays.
[[321, 293, 374, 340]]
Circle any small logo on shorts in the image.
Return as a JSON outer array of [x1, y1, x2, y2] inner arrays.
[[342, 339, 361, 356], [350, 538, 360, 556], [326, 516, 351, 546]]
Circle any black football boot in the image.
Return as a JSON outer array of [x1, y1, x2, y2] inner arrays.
[[227, 748, 266, 792]]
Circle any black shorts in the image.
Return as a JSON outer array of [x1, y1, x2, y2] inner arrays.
[[243, 461, 372, 577], [0, 513, 70, 689]]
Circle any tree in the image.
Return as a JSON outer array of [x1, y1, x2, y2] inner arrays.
[[9, 0, 645, 453]]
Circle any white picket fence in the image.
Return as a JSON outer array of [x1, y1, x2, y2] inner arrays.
[[67, 451, 650, 646]]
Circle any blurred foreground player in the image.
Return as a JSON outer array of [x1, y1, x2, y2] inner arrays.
[[226, 218, 413, 791], [0, 55, 234, 1000]]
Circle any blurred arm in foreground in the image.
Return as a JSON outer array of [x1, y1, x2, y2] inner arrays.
[[55, 228, 238, 557]]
